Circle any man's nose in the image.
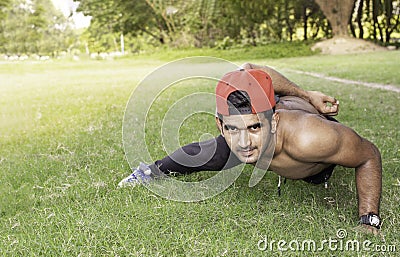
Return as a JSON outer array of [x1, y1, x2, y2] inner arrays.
[[238, 130, 250, 148]]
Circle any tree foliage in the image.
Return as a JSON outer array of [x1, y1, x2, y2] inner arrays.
[[350, 0, 400, 42], [0, 0, 398, 55], [0, 0, 76, 55], [75, 0, 399, 52]]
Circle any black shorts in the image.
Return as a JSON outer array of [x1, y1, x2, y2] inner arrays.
[[302, 164, 336, 184]]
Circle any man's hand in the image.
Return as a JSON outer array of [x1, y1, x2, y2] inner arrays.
[[307, 91, 339, 116], [354, 224, 381, 236]]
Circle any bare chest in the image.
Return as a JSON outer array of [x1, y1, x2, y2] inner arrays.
[[269, 153, 331, 179]]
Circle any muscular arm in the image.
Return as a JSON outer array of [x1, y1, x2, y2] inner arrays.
[[327, 125, 382, 217], [292, 116, 382, 218], [242, 62, 339, 115]]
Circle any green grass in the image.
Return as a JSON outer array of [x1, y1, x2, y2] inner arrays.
[[264, 51, 400, 86], [0, 51, 399, 256], [131, 41, 316, 61]]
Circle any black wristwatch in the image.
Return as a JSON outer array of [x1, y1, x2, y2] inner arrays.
[[360, 213, 381, 229]]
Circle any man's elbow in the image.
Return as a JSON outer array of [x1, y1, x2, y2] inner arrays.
[[359, 140, 382, 174], [367, 141, 382, 164]]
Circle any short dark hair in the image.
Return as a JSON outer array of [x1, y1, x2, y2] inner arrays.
[[217, 90, 275, 121], [227, 90, 253, 115]]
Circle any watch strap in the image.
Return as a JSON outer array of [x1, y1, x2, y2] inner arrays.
[[359, 213, 381, 229]]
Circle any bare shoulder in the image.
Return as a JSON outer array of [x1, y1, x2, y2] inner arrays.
[[277, 110, 360, 162]]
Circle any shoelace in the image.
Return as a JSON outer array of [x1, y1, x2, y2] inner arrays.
[[133, 169, 151, 183]]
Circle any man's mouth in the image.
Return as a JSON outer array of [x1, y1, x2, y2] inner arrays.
[[238, 147, 256, 157]]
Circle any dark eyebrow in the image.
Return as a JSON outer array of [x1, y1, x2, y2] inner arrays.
[[247, 123, 261, 129], [223, 122, 261, 131], [224, 124, 238, 130]]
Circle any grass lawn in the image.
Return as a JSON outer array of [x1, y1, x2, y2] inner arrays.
[[0, 51, 399, 256]]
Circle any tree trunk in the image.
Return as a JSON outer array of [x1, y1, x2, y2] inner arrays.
[[356, 0, 364, 39], [349, 0, 357, 37], [314, 0, 356, 37], [372, 0, 384, 42], [284, 0, 293, 41], [303, 5, 308, 41], [384, 0, 395, 43]]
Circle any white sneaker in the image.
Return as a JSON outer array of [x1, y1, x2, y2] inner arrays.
[[118, 162, 153, 188]]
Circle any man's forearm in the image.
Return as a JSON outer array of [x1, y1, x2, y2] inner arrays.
[[355, 149, 382, 216], [243, 63, 311, 102]]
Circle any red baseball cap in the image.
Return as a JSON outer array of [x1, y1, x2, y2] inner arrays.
[[216, 69, 276, 116]]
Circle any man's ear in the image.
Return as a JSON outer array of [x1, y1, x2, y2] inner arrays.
[[215, 117, 224, 135], [271, 113, 279, 134]]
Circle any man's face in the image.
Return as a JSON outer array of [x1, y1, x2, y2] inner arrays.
[[218, 113, 272, 164]]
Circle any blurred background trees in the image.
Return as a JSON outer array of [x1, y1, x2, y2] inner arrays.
[[0, 0, 399, 56], [77, 0, 399, 52], [0, 0, 75, 56]]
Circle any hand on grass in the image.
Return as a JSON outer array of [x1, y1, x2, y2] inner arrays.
[[354, 224, 381, 236], [307, 90, 339, 116]]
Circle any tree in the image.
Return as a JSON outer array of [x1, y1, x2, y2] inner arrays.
[[294, 0, 325, 40], [0, 0, 11, 49], [77, 0, 168, 44], [0, 0, 11, 19], [314, 0, 356, 37], [27, 0, 47, 53], [372, 0, 400, 42], [1, 0, 76, 55], [383, 0, 400, 42], [74, 0, 397, 51], [349, 0, 400, 43]]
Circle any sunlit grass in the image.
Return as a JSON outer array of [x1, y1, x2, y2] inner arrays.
[[0, 52, 399, 256], [266, 50, 400, 86]]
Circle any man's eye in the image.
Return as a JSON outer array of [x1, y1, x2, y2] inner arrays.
[[249, 124, 261, 131], [224, 125, 238, 132]]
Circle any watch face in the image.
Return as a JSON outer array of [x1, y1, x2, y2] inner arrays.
[[369, 215, 380, 226]]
